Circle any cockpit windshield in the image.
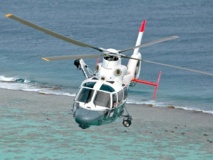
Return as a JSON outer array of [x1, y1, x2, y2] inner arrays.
[[94, 91, 111, 108], [77, 88, 94, 103], [77, 87, 111, 108]]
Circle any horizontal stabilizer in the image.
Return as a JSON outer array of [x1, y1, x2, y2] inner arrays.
[[132, 71, 162, 100]]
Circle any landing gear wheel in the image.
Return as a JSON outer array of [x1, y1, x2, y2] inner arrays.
[[123, 117, 132, 127]]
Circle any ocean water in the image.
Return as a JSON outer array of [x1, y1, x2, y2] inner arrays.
[[1, 1, 213, 111]]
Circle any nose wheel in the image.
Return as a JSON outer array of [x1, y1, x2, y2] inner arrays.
[[122, 106, 132, 127], [123, 116, 132, 127]]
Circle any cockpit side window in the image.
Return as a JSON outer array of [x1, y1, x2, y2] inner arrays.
[[77, 88, 94, 103]]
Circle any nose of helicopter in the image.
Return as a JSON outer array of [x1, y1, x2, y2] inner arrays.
[[74, 107, 103, 129]]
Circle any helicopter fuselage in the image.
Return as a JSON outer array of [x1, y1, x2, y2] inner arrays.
[[71, 47, 140, 129], [72, 76, 129, 129]]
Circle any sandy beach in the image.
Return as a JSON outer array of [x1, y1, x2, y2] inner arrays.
[[0, 89, 213, 159]]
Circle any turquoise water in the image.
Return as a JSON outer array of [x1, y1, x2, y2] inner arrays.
[[0, 105, 212, 159]]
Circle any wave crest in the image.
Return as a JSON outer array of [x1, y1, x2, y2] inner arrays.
[[0, 75, 75, 97]]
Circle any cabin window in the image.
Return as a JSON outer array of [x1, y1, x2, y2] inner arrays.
[[117, 90, 124, 103], [94, 91, 111, 108], [124, 87, 128, 100], [77, 88, 94, 103], [112, 93, 117, 108]]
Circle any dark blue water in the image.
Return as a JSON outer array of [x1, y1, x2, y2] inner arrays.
[[1, 0, 213, 112]]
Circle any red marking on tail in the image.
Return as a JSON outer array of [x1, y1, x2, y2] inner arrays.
[[139, 20, 146, 32]]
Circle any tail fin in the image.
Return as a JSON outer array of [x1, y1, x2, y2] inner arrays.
[[133, 20, 146, 55], [126, 20, 146, 80]]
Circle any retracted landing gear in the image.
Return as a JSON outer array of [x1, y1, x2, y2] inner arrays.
[[122, 106, 132, 127], [79, 124, 89, 129]]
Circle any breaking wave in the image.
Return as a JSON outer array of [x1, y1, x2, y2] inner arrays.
[[0, 75, 75, 97]]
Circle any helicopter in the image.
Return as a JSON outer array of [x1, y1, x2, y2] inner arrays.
[[5, 14, 213, 129]]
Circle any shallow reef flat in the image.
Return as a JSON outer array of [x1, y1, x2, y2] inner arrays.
[[0, 89, 212, 159]]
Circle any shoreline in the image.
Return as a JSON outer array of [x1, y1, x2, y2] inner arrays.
[[1, 87, 212, 115], [0, 88, 212, 127]]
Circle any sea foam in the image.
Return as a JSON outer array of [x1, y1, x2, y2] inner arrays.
[[0, 75, 75, 97]]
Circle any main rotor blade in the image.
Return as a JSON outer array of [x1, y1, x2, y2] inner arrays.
[[121, 55, 142, 61], [119, 36, 179, 53], [5, 14, 104, 52], [143, 60, 213, 76], [42, 54, 100, 61]]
